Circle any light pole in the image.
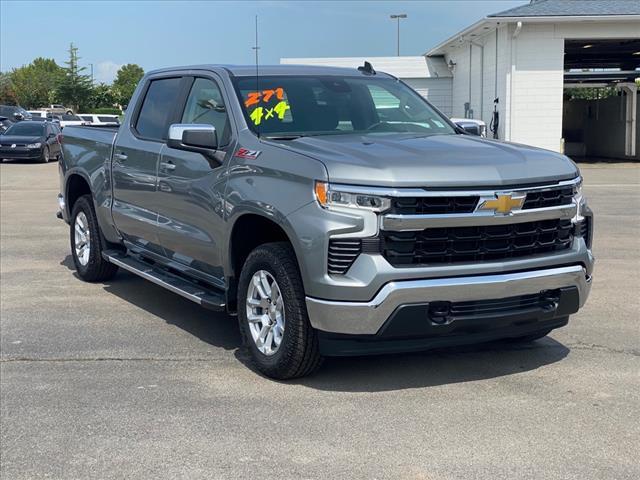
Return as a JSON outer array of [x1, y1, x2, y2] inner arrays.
[[390, 14, 407, 56]]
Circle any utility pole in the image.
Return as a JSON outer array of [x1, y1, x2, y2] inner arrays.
[[390, 14, 407, 56]]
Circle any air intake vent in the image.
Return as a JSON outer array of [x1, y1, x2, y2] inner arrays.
[[328, 239, 361, 274]]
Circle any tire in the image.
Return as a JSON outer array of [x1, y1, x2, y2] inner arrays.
[[70, 195, 118, 282], [238, 242, 323, 379], [505, 329, 552, 343], [39, 146, 50, 163]]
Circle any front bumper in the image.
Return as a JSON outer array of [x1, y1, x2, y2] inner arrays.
[[306, 265, 592, 337], [0, 147, 42, 160]]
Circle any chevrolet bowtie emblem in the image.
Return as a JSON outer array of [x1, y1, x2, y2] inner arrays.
[[479, 194, 525, 215]]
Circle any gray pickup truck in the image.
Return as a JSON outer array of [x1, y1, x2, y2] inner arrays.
[[58, 64, 594, 379]]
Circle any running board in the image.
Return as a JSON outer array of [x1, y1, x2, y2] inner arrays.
[[103, 251, 226, 311]]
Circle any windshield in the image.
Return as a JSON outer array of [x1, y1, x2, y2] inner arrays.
[[4, 122, 44, 136], [233, 75, 455, 138]]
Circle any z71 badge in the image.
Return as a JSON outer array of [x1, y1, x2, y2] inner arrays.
[[234, 148, 261, 160]]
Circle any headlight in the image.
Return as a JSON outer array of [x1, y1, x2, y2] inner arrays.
[[314, 181, 391, 213], [26, 142, 42, 149]]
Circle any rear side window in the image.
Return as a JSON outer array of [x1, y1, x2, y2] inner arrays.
[[135, 77, 181, 140]]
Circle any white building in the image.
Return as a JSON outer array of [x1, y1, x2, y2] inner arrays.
[[280, 56, 453, 116], [281, 0, 640, 160], [426, 0, 640, 158]]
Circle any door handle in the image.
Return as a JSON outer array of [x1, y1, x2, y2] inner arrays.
[[160, 161, 176, 171], [114, 152, 128, 161]]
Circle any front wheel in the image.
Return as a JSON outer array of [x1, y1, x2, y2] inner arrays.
[[70, 195, 118, 282], [39, 146, 50, 163], [238, 242, 322, 379]]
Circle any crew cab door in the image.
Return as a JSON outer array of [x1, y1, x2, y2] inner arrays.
[[111, 76, 183, 255], [154, 75, 235, 282]]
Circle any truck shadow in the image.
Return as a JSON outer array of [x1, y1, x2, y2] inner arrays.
[[291, 339, 569, 392], [60, 256, 240, 351], [60, 255, 570, 391]]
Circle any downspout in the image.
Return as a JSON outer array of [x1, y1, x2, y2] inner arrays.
[[468, 43, 473, 118], [471, 40, 484, 121], [508, 21, 523, 141]]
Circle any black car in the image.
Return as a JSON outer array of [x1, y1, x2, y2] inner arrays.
[[0, 121, 62, 163], [0, 105, 32, 122], [0, 116, 14, 133]]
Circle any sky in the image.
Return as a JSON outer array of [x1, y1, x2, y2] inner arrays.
[[0, 0, 524, 84]]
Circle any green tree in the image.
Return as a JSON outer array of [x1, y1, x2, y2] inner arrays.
[[57, 43, 93, 111], [0, 72, 18, 105], [9, 58, 63, 108], [112, 64, 144, 107], [87, 82, 115, 109]]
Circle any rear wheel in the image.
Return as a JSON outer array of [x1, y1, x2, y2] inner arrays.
[[238, 242, 322, 379], [70, 195, 118, 282]]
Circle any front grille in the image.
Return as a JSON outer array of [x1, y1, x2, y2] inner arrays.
[[391, 196, 478, 215], [523, 186, 573, 209], [381, 219, 573, 266], [328, 239, 361, 274]]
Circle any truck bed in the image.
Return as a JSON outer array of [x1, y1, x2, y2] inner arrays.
[[61, 125, 118, 168]]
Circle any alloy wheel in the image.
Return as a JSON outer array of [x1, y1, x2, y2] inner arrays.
[[246, 270, 285, 356], [74, 212, 91, 266]]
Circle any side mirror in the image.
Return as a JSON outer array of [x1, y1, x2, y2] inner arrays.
[[14, 113, 24, 121], [167, 124, 218, 157], [454, 121, 481, 136]]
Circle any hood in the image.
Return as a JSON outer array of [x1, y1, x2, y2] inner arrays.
[[270, 133, 579, 188], [0, 135, 42, 145]]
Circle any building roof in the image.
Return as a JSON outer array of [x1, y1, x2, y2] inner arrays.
[[490, 0, 640, 18], [280, 56, 452, 78], [426, 0, 640, 56]]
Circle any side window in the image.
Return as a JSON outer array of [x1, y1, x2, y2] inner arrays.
[[181, 78, 231, 145], [135, 77, 182, 140]]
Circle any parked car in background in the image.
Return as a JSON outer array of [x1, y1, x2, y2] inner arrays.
[[0, 116, 14, 133], [0, 105, 32, 122], [29, 116, 62, 129], [78, 114, 121, 126], [47, 104, 74, 115], [451, 118, 487, 137], [0, 120, 62, 163], [29, 110, 54, 119], [59, 114, 87, 129], [29, 111, 62, 126]]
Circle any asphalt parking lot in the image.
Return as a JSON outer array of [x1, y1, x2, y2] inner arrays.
[[1, 160, 638, 479]]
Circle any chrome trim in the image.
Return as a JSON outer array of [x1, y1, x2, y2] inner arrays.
[[306, 265, 591, 335], [330, 177, 581, 198], [57, 193, 65, 212], [168, 123, 216, 142], [382, 203, 577, 231], [106, 255, 204, 305]]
